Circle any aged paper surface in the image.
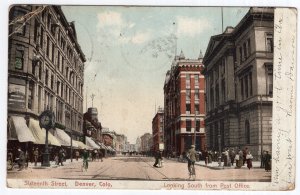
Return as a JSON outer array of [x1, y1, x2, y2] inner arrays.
[[3, 3, 297, 192]]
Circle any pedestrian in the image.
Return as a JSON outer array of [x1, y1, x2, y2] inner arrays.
[[260, 151, 266, 168], [208, 151, 212, 164], [187, 145, 196, 180], [222, 149, 228, 167], [99, 150, 103, 162], [54, 153, 59, 165], [264, 151, 271, 172], [243, 147, 248, 165], [236, 149, 243, 168], [153, 150, 162, 167], [203, 149, 208, 166], [58, 148, 64, 166], [25, 150, 29, 169], [33, 148, 39, 166], [75, 150, 80, 161], [82, 149, 89, 171], [229, 148, 235, 166], [246, 151, 253, 170], [16, 148, 25, 171]]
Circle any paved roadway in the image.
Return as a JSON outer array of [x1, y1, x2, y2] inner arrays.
[[7, 156, 271, 182]]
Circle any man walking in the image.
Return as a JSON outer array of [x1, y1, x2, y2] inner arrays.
[[187, 145, 196, 180], [33, 148, 39, 166], [16, 148, 25, 171], [153, 150, 162, 167]]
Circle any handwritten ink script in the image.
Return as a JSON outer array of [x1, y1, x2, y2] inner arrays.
[[272, 8, 296, 190]]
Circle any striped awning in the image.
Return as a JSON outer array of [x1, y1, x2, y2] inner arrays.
[[29, 119, 61, 146], [8, 116, 36, 142], [85, 136, 100, 149]]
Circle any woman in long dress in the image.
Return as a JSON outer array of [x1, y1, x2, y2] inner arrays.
[[264, 151, 272, 172]]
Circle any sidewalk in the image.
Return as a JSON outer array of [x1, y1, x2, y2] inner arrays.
[[166, 157, 263, 170], [28, 158, 83, 169]]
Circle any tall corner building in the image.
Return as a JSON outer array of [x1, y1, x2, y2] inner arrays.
[[164, 50, 206, 154], [8, 5, 86, 152], [202, 8, 274, 159]]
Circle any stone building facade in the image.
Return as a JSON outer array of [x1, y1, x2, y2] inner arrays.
[[202, 8, 274, 159], [164, 51, 206, 155], [8, 5, 85, 145]]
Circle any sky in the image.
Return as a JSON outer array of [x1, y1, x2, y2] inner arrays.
[[61, 6, 249, 143]]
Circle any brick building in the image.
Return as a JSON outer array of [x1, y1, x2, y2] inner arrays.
[[202, 8, 274, 159], [152, 107, 164, 151], [8, 5, 86, 154], [164, 51, 206, 155]]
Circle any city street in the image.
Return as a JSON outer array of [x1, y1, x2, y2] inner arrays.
[[7, 156, 271, 182]]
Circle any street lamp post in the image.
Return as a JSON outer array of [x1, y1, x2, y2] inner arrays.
[[39, 110, 55, 167]]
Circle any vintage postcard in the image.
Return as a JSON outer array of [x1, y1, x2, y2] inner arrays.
[[2, 1, 297, 191]]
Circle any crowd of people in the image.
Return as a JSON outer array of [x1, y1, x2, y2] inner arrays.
[[7, 146, 106, 171], [153, 146, 272, 174]]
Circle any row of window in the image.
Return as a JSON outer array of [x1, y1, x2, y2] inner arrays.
[[186, 120, 201, 132], [33, 7, 84, 76], [186, 74, 200, 88], [185, 103, 200, 114]]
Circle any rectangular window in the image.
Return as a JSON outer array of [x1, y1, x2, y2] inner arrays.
[[195, 104, 199, 114], [56, 81, 60, 95], [245, 75, 248, 98], [15, 49, 24, 70], [186, 89, 191, 101], [194, 74, 199, 87], [196, 120, 200, 132], [34, 19, 39, 43], [266, 34, 273, 52], [267, 67, 273, 96], [186, 120, 192, 132], [52, 43, 55, 62], [215, 84, 219, 107], [57, 51, 60, 69], [61, 84, 63, 98], [195, 89, 199, 100], [249, 73, 253, 96], [28, 82, 33, 110], [239, 47, 243, 63], [45, 69, 49, 86], [51, 75, 54, 90], [247, 38, 251, 57], [186, 103, 191, 114], [186, 74, 191, 88], [221, 79, 225, 103], [40, 28, 44, 49], [240, 78, 244, 100], [46, 36, 50, 57], [243, 42, 247, 59]]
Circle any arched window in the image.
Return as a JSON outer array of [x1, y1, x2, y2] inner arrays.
[[245, 120, 250, 144]]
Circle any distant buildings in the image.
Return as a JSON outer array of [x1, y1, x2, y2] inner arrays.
[[164, 51, 206, 154], [202, 8, 274, 158], [8, 5, 86, 154], [140, 133, 153, 153], [152, 107, 164, 151]]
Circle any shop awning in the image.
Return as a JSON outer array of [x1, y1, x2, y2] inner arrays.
[[8, 116, 36, 142], [29, 119, 61, 146], [73, 140, 90, 149], [54, 128, 78, 147], [85, 136, 100, 149]]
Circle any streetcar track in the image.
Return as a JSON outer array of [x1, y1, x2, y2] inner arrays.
[[138, 156, 170, 180]]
